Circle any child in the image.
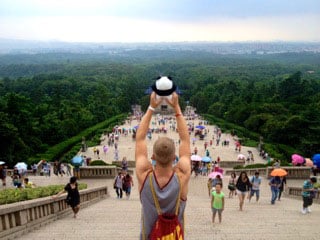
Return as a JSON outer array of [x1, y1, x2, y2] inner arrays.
[[211, 183, 225, 224], [23, 178, 36, 188]]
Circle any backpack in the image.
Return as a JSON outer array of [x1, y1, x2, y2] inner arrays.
[[146, 172, 184, 240]]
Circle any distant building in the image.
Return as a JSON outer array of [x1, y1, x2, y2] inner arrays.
[[155, 103, 174, 114], [185, 106, 196, 116], [131, 104, 142, 116]]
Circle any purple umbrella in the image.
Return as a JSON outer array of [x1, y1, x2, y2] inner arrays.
[[291, 154, 304, 166], [195, 125, 205, 130], [103, 145, 108, 153]]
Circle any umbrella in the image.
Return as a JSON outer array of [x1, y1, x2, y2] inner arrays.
[[208, 171, 223, 179], [291, 154, 305, 166], [312, 154, 320, 168], [305, 158, 314, 167], [0, 161, 5, 165], [191, 155, 202, 161], [202, 156, 211, 163], [103, 145, 109, 153], [71, 156, 84, 167], [15, 162, 28, 171], [195, 125, 205, 130], [270, 168, 287, 177], [237, 154, 246, 160]]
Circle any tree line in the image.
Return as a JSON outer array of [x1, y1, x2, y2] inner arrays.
[[0, 51, 319, 166]]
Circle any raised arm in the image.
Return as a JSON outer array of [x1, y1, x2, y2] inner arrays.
[[166, 93, 191, 176], [135, 92, 161, 188]]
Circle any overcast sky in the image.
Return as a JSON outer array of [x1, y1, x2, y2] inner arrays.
[[0, 0, 319, 42]]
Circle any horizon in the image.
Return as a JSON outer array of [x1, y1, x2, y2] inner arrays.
[[1, 38, 320, 45], [0, 0, 319, 43]]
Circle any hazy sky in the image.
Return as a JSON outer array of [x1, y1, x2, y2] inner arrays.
[[0, 0, 319, 42]]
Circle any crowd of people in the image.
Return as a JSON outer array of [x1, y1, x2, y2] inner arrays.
[[208, 169, 318, 224]]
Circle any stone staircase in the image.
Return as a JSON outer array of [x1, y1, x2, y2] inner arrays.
[[15, 173, 319, 240]]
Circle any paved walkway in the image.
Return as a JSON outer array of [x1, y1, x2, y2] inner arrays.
[[10, 115, 319, 240], [15, 173, 319, 240], [82, 117, 265, 166]]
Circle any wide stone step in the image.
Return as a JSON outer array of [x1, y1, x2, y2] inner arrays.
[[15, 176, 320, 240]]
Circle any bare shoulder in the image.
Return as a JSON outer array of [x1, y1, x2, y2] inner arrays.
[[174, 166, 191, 186], [135, 156, 153, 187], [175, 155, 191, 175]]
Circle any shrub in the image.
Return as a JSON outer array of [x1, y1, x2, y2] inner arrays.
[[89, 160, 109, 166], [242, 139, 258, 147], [203, 113, 301, 164], [28, 114, 127, 165], [233, 163, 267, 170], [244, 163, 267, 169], [0, 183, 87, 205]]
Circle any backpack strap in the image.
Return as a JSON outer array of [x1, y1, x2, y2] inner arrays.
[[149, 172, 181, 216]]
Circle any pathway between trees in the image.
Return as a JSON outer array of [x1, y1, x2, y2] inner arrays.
[[14, 115, 319, 239]]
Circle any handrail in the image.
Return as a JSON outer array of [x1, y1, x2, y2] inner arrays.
[[0, 186, 108, 240]]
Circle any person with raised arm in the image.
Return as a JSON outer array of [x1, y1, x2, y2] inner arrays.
[[136, 92, 191, 239]]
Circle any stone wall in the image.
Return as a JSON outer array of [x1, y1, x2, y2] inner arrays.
[[266, 167, 311, 179], [112, 160, 136, 168], [285, 186, 320, 204], [225, 168, 267, 177], [0, 186, 108, 240], [225, 167, 311, 179], [219, 160, 245, 169], [77, 166, 133, 179]]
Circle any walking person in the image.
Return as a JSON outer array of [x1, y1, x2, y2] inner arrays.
[[269, 176, 281, 204], [114, 171, 124, 199], [211, 183, 224, 224], [123, 173, 134, 199], [235, 171, 251, 211], [122, 157, 128, 172], [228, 172, 237, 198], [11, 167, 22, 188], [0, 165, 7, 187], [278, 176, 287, 201], [249, 171, 261, 202], [301, 177, 317, 214], [135, 92, 191, 239], [53, 176, 80, 218]]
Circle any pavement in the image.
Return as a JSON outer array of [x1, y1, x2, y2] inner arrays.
[[8, 116, 319, 240]]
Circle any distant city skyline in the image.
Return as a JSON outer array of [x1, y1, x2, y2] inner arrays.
[[0, 0, 319, 43]]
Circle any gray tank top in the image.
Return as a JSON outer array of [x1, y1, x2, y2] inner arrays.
[[140, 171, 186, 239]]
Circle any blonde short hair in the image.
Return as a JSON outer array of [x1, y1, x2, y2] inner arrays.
[[153, 137, 175, 167]]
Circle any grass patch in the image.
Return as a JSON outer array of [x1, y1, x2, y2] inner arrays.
[[0, 183, 87, 205]]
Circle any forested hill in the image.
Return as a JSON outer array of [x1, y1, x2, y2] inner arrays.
[[0, 50, 319, 166]]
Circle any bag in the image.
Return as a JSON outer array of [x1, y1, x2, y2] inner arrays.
[[65, 195, 71, 205], [228, 184, 235, 191], [148, 173, 184, 240], [310, 190, 317, 199]]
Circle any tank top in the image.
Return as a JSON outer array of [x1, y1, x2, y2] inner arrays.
[[140, 171, 186, 239]]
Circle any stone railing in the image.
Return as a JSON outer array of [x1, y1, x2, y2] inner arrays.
[[266, 167, 311, 179], [219, 160, 245, 169], [225, 167, 311, 179], [77, 166, 133, 179], [285, 186, 320, 204], [112, 160, 136, 168], [0, 186, 108, 240], [225, 168, 267, 177]]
